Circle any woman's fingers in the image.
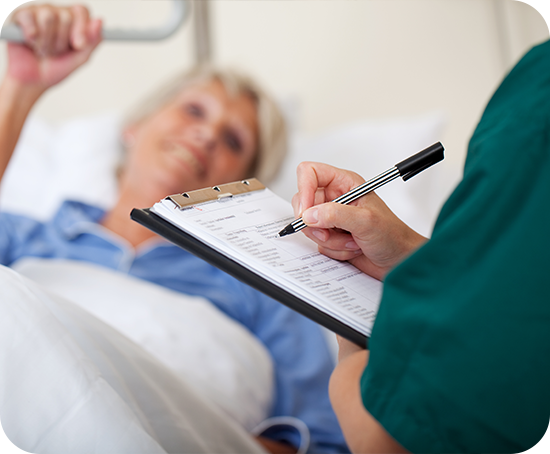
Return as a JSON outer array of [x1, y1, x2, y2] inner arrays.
[[54, 8, 73, 54], [13, 8, 38, 44], [12, 4, 95, 55], [70, 5, 91, 50], [6, 4, 102, 88], [35, 6, 59, 56]]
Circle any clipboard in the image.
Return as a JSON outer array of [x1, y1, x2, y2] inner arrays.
[[131, 179, 375, 347]]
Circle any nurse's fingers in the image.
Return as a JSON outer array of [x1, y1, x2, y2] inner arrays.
[[291, 187, 327, 218], [295, 161, 365, 215], [302, 226, 361, 254], [301, 201, 374, 239]]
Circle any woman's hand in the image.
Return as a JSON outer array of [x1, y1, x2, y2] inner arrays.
[[0, 4, 101, 182], [292, 161, 427, 280], [7, 4, 102, 88]]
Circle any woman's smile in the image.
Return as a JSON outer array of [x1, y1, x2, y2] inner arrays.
[[163, 140, 207, 178]]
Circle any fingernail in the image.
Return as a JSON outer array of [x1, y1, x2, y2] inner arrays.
[[302, 207, 318, 224], [345, 240, 359, 250], [311, 229, 327, 242], [298, 203, 302, 215]]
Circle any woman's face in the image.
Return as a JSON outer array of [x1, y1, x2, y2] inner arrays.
[[124, 79, 258, 195]]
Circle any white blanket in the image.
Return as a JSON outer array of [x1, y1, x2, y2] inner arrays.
[[0, 262, 271, 453], [11, 257, 274, 431]]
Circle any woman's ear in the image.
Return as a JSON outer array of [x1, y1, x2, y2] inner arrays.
[[121, 124, 139, 148], [122, 130, 136, 148]]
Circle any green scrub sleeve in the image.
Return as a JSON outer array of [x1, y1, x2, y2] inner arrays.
[[360, 61, 550, 453]]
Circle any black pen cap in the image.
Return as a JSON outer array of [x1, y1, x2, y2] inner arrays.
[[395, 142, 445, 181]]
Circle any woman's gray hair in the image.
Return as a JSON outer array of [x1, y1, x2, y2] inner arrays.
[[123, 66, 288, 185]]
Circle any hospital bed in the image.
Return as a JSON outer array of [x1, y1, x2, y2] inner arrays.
[[0, 2, 456, 453]]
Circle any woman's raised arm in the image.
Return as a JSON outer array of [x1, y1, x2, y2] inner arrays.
[[0, 4, 102, 181]]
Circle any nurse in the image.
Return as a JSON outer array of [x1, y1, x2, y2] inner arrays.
[[293, 40, 550, 453]]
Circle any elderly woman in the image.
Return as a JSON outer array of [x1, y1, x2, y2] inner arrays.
[[0, 4, 346, 454]]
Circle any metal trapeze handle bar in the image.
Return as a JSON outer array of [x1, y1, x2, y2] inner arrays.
[[0, 0, 190, 42]]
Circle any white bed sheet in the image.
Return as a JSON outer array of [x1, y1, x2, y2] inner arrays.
[[0, 264, 268, 454], [11, 257, 274, 434]]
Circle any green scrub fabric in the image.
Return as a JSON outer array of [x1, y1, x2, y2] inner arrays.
[[361, 40, 550, 453]]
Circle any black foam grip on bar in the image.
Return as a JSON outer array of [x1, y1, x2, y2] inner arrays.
[[395, 142, 445, 181]]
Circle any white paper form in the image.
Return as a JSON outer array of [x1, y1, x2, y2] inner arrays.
[[152, 188, 382, 336]]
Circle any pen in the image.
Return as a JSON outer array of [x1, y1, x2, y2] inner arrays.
[[277, 142, 445, 238]]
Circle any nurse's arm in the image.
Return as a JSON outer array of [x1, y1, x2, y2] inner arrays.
[[329, 340, 409, 453]]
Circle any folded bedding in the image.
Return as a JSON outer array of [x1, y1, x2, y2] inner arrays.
[[0, 264, 269, 454], [13, 257, 274, 431]]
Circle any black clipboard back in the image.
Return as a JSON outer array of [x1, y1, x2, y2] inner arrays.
[[131, 207, 369, 348]]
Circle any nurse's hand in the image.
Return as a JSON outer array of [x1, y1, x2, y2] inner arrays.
[[292, 161, 427, 280], [6, 4, 102, 89]]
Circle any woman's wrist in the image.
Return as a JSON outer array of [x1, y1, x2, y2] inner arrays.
[[0, 76, 46, 113], [0, 76, 45, 181]]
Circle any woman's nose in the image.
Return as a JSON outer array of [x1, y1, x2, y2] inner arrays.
[[186, 122, 217, 151]]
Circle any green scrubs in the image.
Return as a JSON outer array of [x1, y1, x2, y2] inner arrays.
[[361, 40, 550, 453]]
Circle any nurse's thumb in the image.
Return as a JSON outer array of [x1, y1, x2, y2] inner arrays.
[[302, 202, 370, 235]]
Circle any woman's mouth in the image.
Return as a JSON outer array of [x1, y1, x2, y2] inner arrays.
[[165, 143, 206, 177]]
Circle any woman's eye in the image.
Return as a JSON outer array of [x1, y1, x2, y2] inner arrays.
[[225, 132, 242, 153], [184, 103, 204, 118]]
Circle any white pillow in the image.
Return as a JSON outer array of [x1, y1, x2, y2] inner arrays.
[[270, 112, 450, 237], [1, 111, 453, 236], [0, 113, 122, 221]]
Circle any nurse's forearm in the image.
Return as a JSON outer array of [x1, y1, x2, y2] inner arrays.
[[329, 350, 409, 453], [0, 76, 44, 182]]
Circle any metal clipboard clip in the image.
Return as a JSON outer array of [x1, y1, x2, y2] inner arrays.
[[166, 178, 266, 209]]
